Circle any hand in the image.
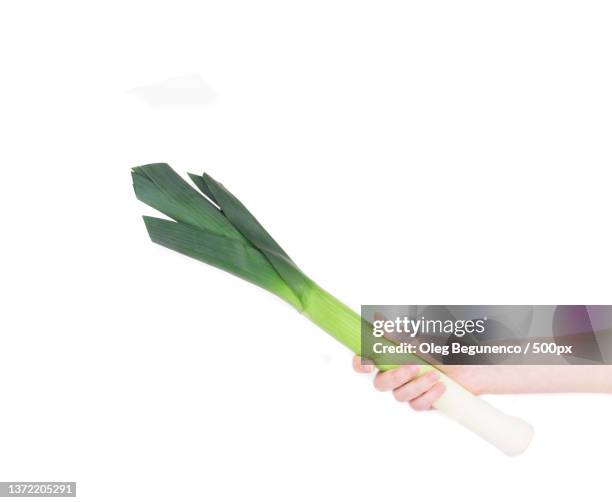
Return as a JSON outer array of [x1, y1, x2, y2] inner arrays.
[[352, 356, 446, 411]]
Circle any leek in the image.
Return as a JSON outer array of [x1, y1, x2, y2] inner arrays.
[[132, 163, 534, 455]]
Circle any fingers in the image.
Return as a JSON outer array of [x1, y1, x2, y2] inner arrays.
[[352, 356, 447, 411], [408, 381, 446, 411], [391, 370, 440, 402], [371, 365, 447, 411], [373, 364, 420, 391], [352, 355, 375, 373]]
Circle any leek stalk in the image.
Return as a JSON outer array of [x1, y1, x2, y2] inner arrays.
[[132, 163, 533, 455]]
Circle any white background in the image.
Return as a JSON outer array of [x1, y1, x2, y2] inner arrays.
[[1, 1, 611, 502]]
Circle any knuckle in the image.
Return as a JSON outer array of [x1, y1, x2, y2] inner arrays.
[[373, 375, 385, 391], [399, 365, 417, 383], [392, 369, 409, 387], [401, 383, 417, 400], [410, 400, 427, 411], [418, 374, 435, 390]]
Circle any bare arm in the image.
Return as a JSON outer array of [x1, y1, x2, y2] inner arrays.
[[353, 357, 612, 410], [442, 364, 612, 395]]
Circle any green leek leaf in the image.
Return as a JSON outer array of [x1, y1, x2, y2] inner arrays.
[[143, 216, 302, 309], [199, 172, 313, 304]]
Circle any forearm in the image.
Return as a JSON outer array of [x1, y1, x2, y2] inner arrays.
[[475, 365, 612, 394]]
